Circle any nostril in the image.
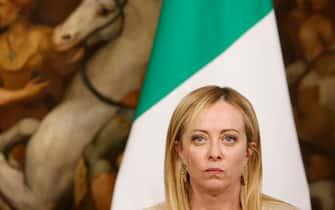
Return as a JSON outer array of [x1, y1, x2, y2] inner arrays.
[[209, 154, 222, 160], [61, 34, 72, 41]]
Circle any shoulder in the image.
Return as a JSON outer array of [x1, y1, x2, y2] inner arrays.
[[262, 194, 299, 210], [144, 202, 167, 210]]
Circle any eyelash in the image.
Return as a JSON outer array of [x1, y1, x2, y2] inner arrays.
[[191, 135, 206, 145], [222, 135, 237, 144]]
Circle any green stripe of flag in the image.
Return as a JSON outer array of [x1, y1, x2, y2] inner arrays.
[[135, 0, 272, 118]]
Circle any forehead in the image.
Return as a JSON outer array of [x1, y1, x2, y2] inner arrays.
[[186, 100, 245, 132]]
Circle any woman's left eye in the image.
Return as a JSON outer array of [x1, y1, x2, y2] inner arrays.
[[222, 135, 237, 144]]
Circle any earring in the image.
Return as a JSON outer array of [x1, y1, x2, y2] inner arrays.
[[241, 165, 248, 186], [181, 163, 187, 183]]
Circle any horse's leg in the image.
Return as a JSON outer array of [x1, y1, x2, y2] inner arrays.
[[0, 100, 115, 210], [0, 154, 40, 210], [83, 109, 132, 210], [0, 118, 40, 152], [84, 108, 133, 179], [0, 117, 46, 210], [24, 101, 114, 210]]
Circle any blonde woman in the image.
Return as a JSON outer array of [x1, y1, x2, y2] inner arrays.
[[146, 86, 298, 210]]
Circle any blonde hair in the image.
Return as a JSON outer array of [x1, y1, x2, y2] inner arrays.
[[164, 85, 262, 210]]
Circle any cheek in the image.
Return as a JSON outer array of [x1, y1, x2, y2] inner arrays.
[[226, 148, 248, 174], [1, 5, 18, 21], [183, 147, 207, 172]]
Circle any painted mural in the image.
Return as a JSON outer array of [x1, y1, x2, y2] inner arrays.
[[0, 0, 334, 210], [275, 0, 335, 209], [0, 0, 160, 209]]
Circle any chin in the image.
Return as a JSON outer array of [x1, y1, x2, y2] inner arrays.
[[202, 180, 228, 194]]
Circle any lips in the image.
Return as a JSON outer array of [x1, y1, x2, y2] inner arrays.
[[205, 168, 224, 174]]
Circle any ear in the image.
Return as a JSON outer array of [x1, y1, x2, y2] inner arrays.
[[246, 141, 257, 159], [174, 140, 186, 164]]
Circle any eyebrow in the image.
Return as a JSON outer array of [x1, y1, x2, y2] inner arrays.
[[191, 129, 240, 134]]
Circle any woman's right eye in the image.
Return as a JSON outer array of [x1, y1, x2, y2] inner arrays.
[[191, 135, 206, 145]]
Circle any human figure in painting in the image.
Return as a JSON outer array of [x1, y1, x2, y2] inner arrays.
[[0, 0, 84, 131]]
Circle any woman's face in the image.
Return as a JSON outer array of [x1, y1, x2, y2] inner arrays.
[[176, 100, 250, 194], [0, 0, 19, 28]]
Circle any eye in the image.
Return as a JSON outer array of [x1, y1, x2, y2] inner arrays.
[[97, 6, 115, 17], [191, 134, 207, 145], [222, 135, 237, 144]]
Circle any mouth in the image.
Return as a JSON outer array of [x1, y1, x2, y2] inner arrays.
[[204, 168, 224, 175], [52, 34, 83, 52], [53, 42, 75, 52]]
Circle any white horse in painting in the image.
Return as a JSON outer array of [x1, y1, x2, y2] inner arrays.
[[0, 0, 161, 209]]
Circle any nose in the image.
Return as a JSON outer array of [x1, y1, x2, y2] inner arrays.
[[208, 141, 223, 161]]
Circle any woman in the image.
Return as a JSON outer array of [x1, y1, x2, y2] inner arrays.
[[0, 0, 83, 130], [147, 86, 298, 210]]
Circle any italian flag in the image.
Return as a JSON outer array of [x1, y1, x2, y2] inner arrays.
[[112, 0, 311, 209]]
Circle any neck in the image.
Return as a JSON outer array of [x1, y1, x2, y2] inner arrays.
[[124, 0, 161, 27], [190, 182, 242, 210], [8, 19, 29, 48]]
